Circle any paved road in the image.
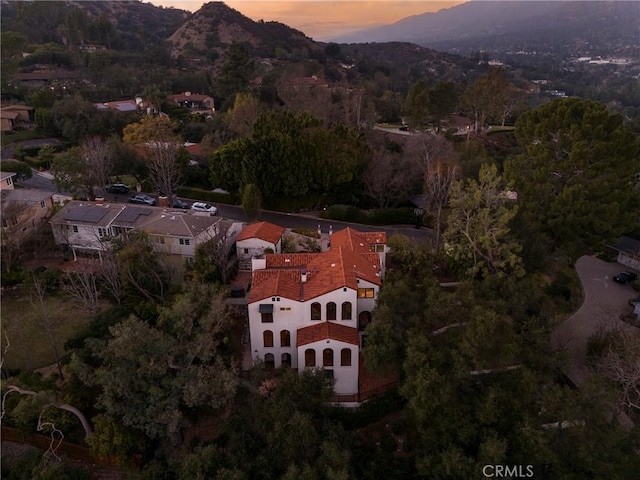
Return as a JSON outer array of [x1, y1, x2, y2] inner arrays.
[[551, 255, 639, 428], [1, 138, 61, 160], [21, 173, 433, 244]]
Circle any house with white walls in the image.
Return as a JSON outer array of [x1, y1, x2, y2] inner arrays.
[[245, 226, 387, 398], [235, 221, 285, 270], [49, 201, 221, 266]]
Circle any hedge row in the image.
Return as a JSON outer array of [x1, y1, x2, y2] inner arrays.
[[23, 156, 51, 170], [0, 160, 32, 179], [176, 186, 235, 205], [320, 204, 420, 226]]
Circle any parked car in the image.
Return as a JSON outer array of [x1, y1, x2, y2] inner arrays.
[[128, 194, 156, 206], [629, 295, 640, 306], [613, 271, 638, 284], [191, 202, 217, 215], [172, 199, 190, 209], [399, 125, 409, 131], [106, 183, 130, 194]]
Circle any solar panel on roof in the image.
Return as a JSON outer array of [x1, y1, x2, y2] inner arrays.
[[64, 206, 110, 223], [116, 103, 137, 112], [115, 206, 151, 223]]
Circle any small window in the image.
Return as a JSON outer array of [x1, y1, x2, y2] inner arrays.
[[244, 248, 249, 254], [323, 348, 334, 367], [280, 330, 290, 347], [179, 238, 191, 246], [40, 201, 46, 208], [357, 288, 375, 298], [341, 348, 352, 366], [263, 330, 273, 348], [261, 312, 273, 323], [326, 302, 336, 321], [265, 353, 275, 369], [72, 225, 78, 233], [305, 349, 316, 367], [341, 302, 352, 320], [324, 369, 334, 380], [311, 302, 321, 320]]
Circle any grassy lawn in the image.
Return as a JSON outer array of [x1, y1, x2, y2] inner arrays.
[[0, 129, 50, 145], [1, 291, 94, 371]]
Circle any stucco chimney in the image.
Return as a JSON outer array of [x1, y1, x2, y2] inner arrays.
[[158, 195, 169, 208], [301, 269, 307, 283]]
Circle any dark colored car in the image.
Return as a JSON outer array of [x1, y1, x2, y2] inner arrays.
[[399, 125, 409, 131], [613, 271, 638, 284], [172, 199, 190, 209], [128, 194, 156, 206], [106, 183, 130, 194]]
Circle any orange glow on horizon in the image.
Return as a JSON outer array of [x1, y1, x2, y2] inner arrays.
[[148, 1, 466, 40]]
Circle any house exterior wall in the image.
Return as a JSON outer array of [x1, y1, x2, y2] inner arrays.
[[1, 175, 16, 190], [248, 288, 358, 370], [296, 340, 359, 394], [237, 238, 277, 269], [249, 297, 302, 368], [617, 252, 640, 271], [355, 278, 379, 317]]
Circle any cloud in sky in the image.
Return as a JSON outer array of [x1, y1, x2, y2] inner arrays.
[[149, 1, 465, 40]]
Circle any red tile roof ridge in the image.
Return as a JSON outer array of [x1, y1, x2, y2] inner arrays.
[[236, 221, 285, 244], [296, 322, 359, 347]]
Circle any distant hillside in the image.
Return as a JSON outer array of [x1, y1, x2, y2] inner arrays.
[[167, 2, 322, 61], [334, 1, 639, 58]]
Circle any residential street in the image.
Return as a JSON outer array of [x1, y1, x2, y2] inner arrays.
[[551, 255, 639, 428], [15, 172, 434, 245]]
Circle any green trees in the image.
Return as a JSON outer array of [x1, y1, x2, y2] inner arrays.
[[444, 163, 524, 278], [74, 284, 237, 440], [210, 110, 368, 207], [404, 80, 430, 129], [241, 183, 262, 221], [506, 98, 640, 250]]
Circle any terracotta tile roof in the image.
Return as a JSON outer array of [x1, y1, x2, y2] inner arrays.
[[236, 222, 285, 244], [248, 269, 301, 302], [265, 253, 318, 268], [297, 322, 359, 347], [331, 227, 386, 253]]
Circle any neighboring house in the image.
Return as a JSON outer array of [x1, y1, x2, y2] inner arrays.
[[236, 222, 285, 270], [1, 104, 34, 131], [49, 201, 222, 266], [0, 172, 17, 190], [246, 225, 387, 398], [168, 92, 215, 114], [0, 110, 19, 132], [1, 188, 54, 235], [12, 70, 80, 88], [94, 99, 140, 113], [610, 236, 640, 271]]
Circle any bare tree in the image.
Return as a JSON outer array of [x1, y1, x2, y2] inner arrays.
[[63, 266, 100, 313], [81, 136, 113, 197], [1, 200, 33, 272], [27, 274, 64, 379], [146, 140, 182, 205], [593, 330, 640, 414], [98, 250, 124, 305], [195, 229, 234, 283]]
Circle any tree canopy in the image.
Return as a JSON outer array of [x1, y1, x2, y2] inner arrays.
[[506, 98, 640, 250]]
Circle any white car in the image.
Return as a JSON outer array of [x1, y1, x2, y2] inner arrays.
[[191, 202, 217, 215]]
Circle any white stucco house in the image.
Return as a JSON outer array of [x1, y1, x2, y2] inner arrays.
[[610, 236, 640, 271], [235, 221, 285, 270], [49, 201, 221, 265], [246, 226, 388, 399]]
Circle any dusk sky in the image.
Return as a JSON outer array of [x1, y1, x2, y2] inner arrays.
[[149, 1, 466, 40]]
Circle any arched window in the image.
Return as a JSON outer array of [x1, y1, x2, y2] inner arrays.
[[311, 302, 321, 320], [323, 348, 334, 367], [264, 353, 275, 369], [341, 348, 352, 366], [281, 353, 292, 367], [341, 302, 352, 320], [358, 311, 372, 332], [280, 330, 291, 347], [305, 349, 316, 367], [326, 302, 336, 320], [263, 330, 273, 347]]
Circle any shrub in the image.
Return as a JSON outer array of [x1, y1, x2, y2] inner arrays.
[[322, 205, 419, 226], [0, 161, 32, 180], [175, 186, 234, 205]]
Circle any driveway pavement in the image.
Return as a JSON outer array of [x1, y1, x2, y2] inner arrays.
[[551, 255, 638, 427]]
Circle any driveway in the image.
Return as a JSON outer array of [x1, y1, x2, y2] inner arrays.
[[551, 255, 638, 427]]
